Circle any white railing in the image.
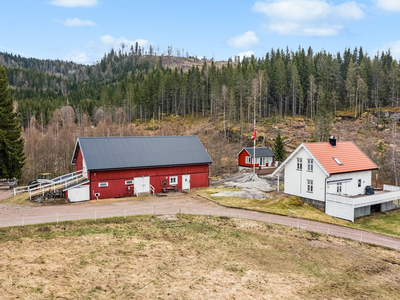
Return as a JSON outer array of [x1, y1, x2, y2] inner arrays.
[[383, 184, 400, 192], [14, 170, 86, 196], [14, 170, 88, 200], [150, 184, 155, 196], [326, 194, 354, 205], [327, 189, 400, 208]]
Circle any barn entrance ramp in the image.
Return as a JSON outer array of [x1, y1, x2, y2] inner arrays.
[[14, 170, 88, 201]]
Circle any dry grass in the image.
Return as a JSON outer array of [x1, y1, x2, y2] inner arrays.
[[199, 187, 350, 226], [198, 187, 400, 238], [0, 215, 399, 299]]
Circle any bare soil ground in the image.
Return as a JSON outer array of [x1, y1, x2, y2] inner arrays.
[[0, 190, 13, 201], [0, 215, 399, 299]]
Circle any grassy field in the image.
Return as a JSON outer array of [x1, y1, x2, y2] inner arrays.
[[0, 215, 399, 299], [198, 187, 400, 238]]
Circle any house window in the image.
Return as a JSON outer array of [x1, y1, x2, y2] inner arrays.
[[98, 182, 108, 188], [170, 176, 178, 186], [125, 180, 134, 185], [255, 158, 260, 164], [297, 158, 303, 170], [245, 156, 251, 164], [358, 179, 361, 187], [307, 159, 313, 172], [337, 182, 342, 193], [307, 180, 313, 193]]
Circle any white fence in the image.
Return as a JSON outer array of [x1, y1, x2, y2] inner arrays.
[[14, 170, 87, 199], [0, 205, 399, 251]]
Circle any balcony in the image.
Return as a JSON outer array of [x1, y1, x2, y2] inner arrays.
[[327, 185, 400, 208]]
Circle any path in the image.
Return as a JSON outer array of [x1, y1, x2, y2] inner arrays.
[[0, 191, 399, 250]]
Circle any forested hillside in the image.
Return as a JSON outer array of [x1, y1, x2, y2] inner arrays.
[[2, 46, 400, 184], [2, 46, 398, 130]]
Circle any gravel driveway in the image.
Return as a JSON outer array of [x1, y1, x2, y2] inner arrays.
[[0, 190, 399, 250]]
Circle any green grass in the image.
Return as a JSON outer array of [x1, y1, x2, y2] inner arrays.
[[351, 210, 400, 237]]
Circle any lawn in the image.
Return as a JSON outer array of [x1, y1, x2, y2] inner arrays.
[[0, 215, 399, 299], [198, 187, 400, 238]]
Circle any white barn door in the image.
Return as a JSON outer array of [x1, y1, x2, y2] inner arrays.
[[134, 176, 150, 193], [182, 175, 190, 190]]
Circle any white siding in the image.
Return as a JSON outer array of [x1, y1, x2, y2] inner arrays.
[[283, 147, 327, 202], [327, 171, 371, 196]]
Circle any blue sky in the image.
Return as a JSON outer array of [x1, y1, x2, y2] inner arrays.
[[1, 0, 400, 64]]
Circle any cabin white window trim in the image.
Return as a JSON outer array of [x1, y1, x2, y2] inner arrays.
[[125, 180, 134, 185], [98, 182, 108, 188], [254, 158, 260, 164], [297, 158, 303, 170], [245, 156, 251, 164], [307, 179, 313, 193], [307, 159, 313, 172], [170, 176, 178, 186]]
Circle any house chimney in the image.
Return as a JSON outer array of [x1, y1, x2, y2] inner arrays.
[[329, 136, 336, 147]]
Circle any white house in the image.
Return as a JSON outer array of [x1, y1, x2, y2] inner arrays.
[[272, 137, 400, 221]]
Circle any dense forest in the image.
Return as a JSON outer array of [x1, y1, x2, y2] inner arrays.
[[2, 46, 400, 183], [1, 45, 398, 131]]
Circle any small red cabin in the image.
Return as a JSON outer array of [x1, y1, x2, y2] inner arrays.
[[238, 147, 275, 171], [66, 136, 212, 201]]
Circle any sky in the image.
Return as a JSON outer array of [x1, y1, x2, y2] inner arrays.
[[1, 0, 400, 65]]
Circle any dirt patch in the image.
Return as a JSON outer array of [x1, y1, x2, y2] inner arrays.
[[36, 226, 51, 232], [0, 190, 14, 201]]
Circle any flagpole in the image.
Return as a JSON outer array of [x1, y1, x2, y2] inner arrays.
[[253, 118, 256, 174]]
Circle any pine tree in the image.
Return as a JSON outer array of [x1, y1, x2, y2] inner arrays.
[[0, 66, 25, 179], [273, 132, 286, 162]]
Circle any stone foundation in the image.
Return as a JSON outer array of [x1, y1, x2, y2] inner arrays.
[[302, 197, 325, 211]]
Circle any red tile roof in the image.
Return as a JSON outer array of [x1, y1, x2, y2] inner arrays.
[[304, 141, 378, 175]]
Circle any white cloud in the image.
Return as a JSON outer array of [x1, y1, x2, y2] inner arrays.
[[63, 51, 90, 63], [49, 0, 98, 7], [63, 18, 95, 26], [100, 35, 148, 50], [227, 31, 259, 48], [231, 51, 255, 61], [253, 0, 364, 36], [375, 39, 400, 60], [375, 0, 400, 12]]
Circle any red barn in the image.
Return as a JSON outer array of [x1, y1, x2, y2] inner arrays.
[[238, 147, 275, 171], [66, 136, 212, 201]]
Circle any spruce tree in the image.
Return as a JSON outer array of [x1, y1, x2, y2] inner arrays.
[[0, 66, 25, 179], [273, 132, 286, 162]]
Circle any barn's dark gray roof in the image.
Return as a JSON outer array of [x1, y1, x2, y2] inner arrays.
[[72, 136, 212, 171], [243, 147, 275, 158]]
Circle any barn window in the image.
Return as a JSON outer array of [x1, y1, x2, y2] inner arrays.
[[307, 180, 313, 193], [170, 176, 178, 186], [125, 180, 134, 185], [245, 156, 251, 164], [297, 158, 303, 170], [307, 159, 313, 172], [98, 182, 108, 188]]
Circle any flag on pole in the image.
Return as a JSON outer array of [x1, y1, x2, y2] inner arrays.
[[253, 123, 257, 140]]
